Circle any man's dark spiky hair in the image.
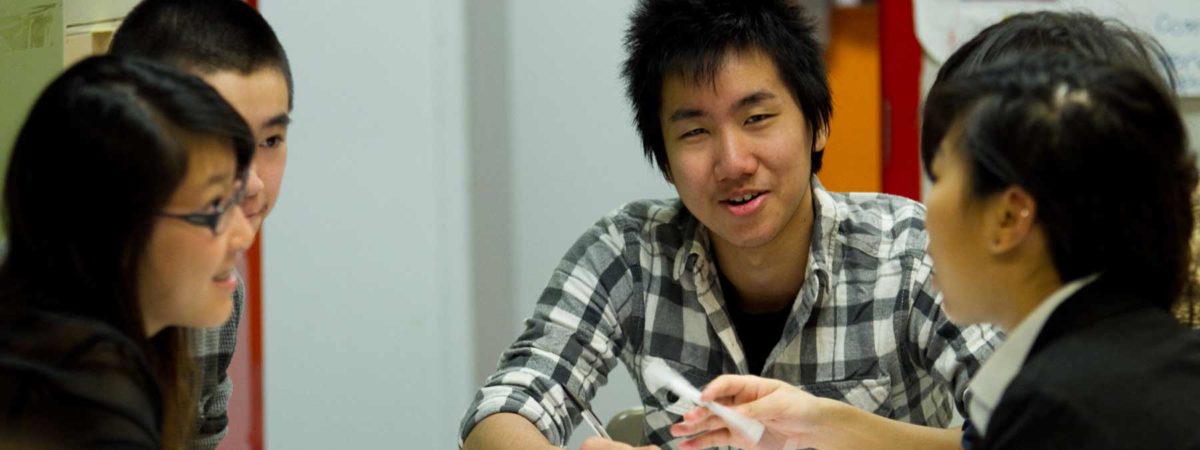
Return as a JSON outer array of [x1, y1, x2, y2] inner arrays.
[[621, 0, 831, 181]]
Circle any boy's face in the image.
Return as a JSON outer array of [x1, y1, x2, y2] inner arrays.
[[659, 49, 826, 251], [202, 68, 291, 239]]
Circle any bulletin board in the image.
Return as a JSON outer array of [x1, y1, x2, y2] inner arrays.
[[914, 0, 1200, 96]]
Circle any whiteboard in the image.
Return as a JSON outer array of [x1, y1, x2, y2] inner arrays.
[[915, 0, 1200, 96]]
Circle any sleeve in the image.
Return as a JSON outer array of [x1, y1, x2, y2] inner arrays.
[[78, 338, 164, 450], [907, 253, 1004, 415], [188, 274, 245, 450], [458, 216, 638, 447], [0, 320, 163, 450]]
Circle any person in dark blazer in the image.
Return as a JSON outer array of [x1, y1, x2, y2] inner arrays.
[[918, 50, 1200, 450], [669, 48, 1200, 450], [925, 11, 1200, 447]]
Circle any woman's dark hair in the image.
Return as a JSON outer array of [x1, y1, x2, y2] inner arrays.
[[933, 10, 1198, 325], [622, 0, 831, 181], [922, 51, 1196, 311], [0, 55, 253, 448]]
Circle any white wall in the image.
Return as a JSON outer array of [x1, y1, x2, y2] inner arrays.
[[506, 0, 675, 327], [259, 0, 472, 448]]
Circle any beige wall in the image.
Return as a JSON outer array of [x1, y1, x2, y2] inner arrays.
[[0, 0, 64, 195], [0, 0, 136, 239]]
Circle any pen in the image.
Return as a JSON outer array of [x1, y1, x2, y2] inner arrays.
[[562, 386, 612, 440]]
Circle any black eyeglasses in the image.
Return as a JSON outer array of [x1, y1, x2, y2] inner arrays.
[[160, 180, 248, 236]]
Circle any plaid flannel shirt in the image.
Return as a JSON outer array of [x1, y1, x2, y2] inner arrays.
[[460, 182, 1002, 448], [188, 273, 244, 450]]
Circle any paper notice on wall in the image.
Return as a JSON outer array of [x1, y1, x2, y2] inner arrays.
[[0, 3, 57, 54], [915, 0, 1200, 96]]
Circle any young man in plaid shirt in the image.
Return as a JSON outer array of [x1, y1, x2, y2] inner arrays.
[[110, 1, 292, 448], [462, 1, 1000, 449]]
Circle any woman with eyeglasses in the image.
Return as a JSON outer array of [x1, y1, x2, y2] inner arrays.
[[0, 55, 254, 450]]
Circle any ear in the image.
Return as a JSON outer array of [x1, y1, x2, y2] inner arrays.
[[812, 125, 829, 153], [985, 187, 1037, 254]]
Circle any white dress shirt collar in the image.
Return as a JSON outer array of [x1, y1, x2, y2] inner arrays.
[[967, 274, 1099, 435]]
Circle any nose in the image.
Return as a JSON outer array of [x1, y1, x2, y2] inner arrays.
[[240, 163, 265, 213], [226, 205, 254, 254], [713, 131, 758, 182]]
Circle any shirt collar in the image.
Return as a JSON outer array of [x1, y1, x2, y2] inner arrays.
[[808, 177, 839, 276], [967, 273, 1100, 435]]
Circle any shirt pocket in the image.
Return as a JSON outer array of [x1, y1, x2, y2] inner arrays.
[[801, 375, 893, 417]]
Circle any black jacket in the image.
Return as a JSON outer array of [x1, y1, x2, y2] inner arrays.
[[968, 278, 1200, 450], [0, 310, 162, 449]]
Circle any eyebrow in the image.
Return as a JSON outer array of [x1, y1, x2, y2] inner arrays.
[[735, 91, 776, 110], [262, 113, 291, 129], [668, 108, 705, 122], [667, 90, 779, 123]]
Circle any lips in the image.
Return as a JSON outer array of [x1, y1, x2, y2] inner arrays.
[[723, 191, 765, 206], [212, 268, 238, 292], [244, 203, 268, 220], [720, 190, 768, 217]]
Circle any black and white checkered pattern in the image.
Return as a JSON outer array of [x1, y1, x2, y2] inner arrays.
[[188, 273, 244, 450], [460, 183, 1002, 449]]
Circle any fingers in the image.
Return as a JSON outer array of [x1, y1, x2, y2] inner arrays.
[[670, 408, 726, 437], [678, 377, 799, 438], [736, 388, 802, 423], [680, 405, 714, 423], [699, 374, 756, 403], [732, 387, 828, 441], [677, 429, 742, 450], [700, 374, 788, 405]]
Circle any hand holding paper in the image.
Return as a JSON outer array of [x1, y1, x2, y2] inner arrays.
[[662, 370, 837, 450], [642, 359, 765, 444]]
